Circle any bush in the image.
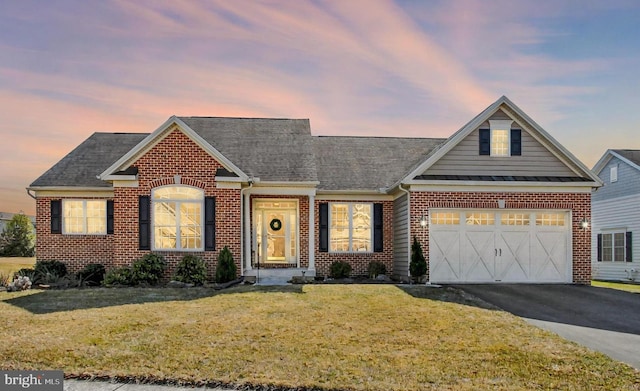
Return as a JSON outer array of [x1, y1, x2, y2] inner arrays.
[[132, 254, 166, 285], [103, 267, 134, 286], [329, 261, 352, 279], [367, 261, 387, 279], [410, 236, 427, 278], [77, 263, 106, 286], [174, 255, 207, 285], [15, 268, 36, 281], [215, 246, 237, 283], [34, 260, 68, 278]]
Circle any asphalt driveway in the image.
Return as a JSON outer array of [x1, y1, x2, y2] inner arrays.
[[452, 284, 640, 369]]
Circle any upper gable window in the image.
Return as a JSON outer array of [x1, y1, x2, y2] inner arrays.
[[479, 120, 521, 157], [610, 165, 618, 183]]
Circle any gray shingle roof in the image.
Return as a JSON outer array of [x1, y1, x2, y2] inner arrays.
[[30, 133, 148, 187], [613, 149, 640, 167], [30, 118, 445, 191], [313, 136, 446, 190], [180, 117, 318, 182]]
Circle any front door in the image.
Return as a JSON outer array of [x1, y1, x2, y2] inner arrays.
[[254, 200, 298, 267]]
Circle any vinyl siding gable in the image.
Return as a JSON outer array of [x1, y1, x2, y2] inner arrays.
[[422, 110, 575, 177], [592, 156, 640, 202]]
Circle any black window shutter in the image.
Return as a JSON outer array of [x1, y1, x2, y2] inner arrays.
[[205, 196, 216, 251], [626, 232, 632, 262], [373, 203, 383, 252], [50, 200, 62, 234], [139, 196, 150, 250], [510, 129, 522, 156], [106, 200, 114, 234], [479, 129, 490, 155], [597, 233, 602, 262], [319, 203, 328, 252]]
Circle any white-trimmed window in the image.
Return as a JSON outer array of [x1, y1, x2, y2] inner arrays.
[[63, 200, 107, 234], [490, 120, 514, 157], [152, 186, 204, 251], [600, 232, 626, 262], [329, 203, 372, 252]]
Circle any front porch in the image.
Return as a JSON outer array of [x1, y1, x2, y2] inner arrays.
[[243, 267, 316, 285]]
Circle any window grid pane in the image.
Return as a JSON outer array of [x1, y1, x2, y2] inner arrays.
[[602, 234, 613, 262], [465, 213, 495, 226], [86, 201, 106, 234], [536, 213, 565, 226], [501, 213, 530, 226], [431, 212, 460, 225], [352, 204, 371, 252], [330, 204, 349, 252], [491, 129, 509, 156], [614, 232, 625, 262]]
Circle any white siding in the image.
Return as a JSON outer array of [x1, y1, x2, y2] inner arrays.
[[393, 194, 410, 281], [592, 194, 640, 281]]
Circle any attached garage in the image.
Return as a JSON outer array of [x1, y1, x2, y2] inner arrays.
[[429, 209, 571, 283]]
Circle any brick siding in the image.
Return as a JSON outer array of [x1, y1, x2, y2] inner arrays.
[[409, 191, 591, 284]]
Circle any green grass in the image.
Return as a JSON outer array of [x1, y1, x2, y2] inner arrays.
[[1, 285, 638, 390], [0, 257, 36, 280], [593, 280, 640, 293]]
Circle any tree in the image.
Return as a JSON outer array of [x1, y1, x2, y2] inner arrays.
[[215, 246, 237, 283], [410, 236, 427, 278], [0, 213, 35, 257]]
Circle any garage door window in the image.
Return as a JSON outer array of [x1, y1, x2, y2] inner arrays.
[[431, 212, 460, 225], [535, 213, 565, 226], [501, 213, 530, 226], [465, 212, 495, 225]]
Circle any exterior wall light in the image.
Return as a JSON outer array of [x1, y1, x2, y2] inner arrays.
[[580, 217, 590, 230], [419, 214, 428, 228]]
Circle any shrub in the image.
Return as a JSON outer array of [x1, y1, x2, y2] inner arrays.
[[103, 267, 134, 286], [329, 261, 352, 279], [174, 255, 207, 285], [132, 254, 166, 285], [410, 236, 427, 278], [367, 261, 387, 279], [215, 246, 237, 283], [34, 260, 68, 280], [15, 268, 37, 281], [77, 263, 106, 286]]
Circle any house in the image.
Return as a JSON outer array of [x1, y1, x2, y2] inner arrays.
[[591, 150, 640, 281], [28, 96, 601, 283], [0, 212, 35, 234]]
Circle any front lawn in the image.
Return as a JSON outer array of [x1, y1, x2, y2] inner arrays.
[[0, 257, 35, 279], [1, 285, 638, 390]]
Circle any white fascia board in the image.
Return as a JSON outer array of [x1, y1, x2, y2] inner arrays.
[[102, 175, 137, 181], [28, 187, 114, 197], [591, 150, 613, 174], [112, 180, 139, 188], [315, 193, 393, 201], [216, 182, 242, 189], [98, 116, 248, 181], [406, 181, 596, 193], [215, 176, 244, 183]]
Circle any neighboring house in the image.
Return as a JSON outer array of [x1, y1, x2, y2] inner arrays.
[[28, 96, 601, 283], [0, 212, 35, 234], [591, 150, 640, 281]]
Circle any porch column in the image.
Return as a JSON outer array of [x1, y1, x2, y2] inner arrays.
[[308, 194, 315, 272], [244, 191, 252, 271]]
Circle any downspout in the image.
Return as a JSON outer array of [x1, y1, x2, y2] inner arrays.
[[399, 184, 412, 281], [26, 189, 36, 200], [240, 179, 254, 276]]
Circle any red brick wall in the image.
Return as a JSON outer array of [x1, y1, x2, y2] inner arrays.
[[35, 196, 114, 273], [313, 199, 394, 277], [409, 191, 591, 284], [35, 128, 243, 280]]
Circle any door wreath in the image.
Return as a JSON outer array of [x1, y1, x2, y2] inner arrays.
[[270, 218, 282, 231]]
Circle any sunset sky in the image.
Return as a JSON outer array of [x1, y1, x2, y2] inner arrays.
[[1, 0, 639, 215]]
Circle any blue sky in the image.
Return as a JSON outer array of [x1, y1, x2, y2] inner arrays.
[[1, 0, 639, 214]]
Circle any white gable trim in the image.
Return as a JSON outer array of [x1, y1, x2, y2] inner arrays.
[[97, 116, 248, 181], [593, 150, 640, 175], [396, 96, 602, 188]]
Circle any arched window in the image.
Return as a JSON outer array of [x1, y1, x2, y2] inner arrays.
[[152, 186, 204, 250]]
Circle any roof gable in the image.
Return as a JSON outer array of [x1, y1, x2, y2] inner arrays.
[[593, 149, 640, 175], [98, 116, 248, 181], [401, 96, 602, 186]]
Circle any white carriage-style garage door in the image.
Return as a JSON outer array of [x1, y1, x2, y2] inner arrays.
[[429, 210, 571, 283]]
